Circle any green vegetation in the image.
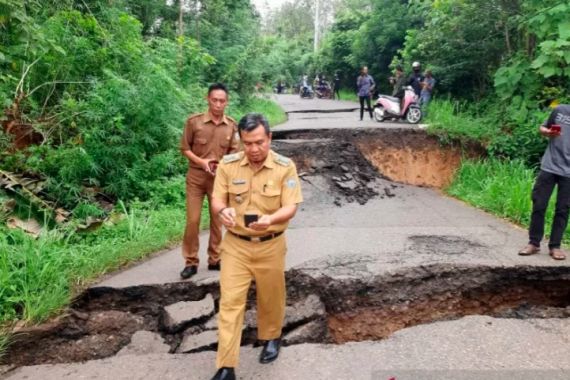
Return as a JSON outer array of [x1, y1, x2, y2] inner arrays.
[[245, 97, 288, 127], [447, 159, 569, 245], [448, 160, 535, 226], [337, 89, 358, 102]]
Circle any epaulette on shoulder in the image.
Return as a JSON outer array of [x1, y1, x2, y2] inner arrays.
[[223, 152, 243, 164], [273, 154, 291, 167], [226, 115, 237, 124]]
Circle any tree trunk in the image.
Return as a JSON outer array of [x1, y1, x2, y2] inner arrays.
[[504, 23, 512, 56], [178, 0, 184, 37]]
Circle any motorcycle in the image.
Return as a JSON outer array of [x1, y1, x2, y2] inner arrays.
[[315, 83, 332, 99], [373, 86, 422, 124], [299, 85, 315, 99]]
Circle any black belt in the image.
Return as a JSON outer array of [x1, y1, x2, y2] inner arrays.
[[229, 231, 283, 243]]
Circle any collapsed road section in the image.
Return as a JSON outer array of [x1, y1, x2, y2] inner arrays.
[[2, 264, 569, 367], [2, 127, 567, 372]]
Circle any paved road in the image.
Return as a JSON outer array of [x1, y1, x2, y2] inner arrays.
[[273, 94, 420, 131], [5, 95, 569, 380], [7, 317, 570, 380]]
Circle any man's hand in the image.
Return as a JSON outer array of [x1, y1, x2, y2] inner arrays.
[[219, 208, 236, 228], [540, 126, 561, 138], [200, 158, 215, 175], [249, 215, 272, 231]]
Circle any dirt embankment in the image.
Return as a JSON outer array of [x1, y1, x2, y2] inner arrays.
[[273, 128, 483, 190]]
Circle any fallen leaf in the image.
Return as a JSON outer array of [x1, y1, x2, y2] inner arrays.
[[6, 216, 42, 238]]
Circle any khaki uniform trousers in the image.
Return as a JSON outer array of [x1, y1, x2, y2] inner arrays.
[[182, 168, 222, 266], [216, 232, 286, 368]]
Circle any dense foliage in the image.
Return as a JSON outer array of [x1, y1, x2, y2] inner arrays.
[[0, 1, 288, 332], [0, 0, 266, 218], [312, 0, 569, 166]]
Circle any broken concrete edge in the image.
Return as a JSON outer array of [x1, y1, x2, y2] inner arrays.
[[3, 262, 570, 367], [286, 108, 359, 114], [160, 294, 216, 334], [116, 331, 170, 357], [177, 329, 218, 354]]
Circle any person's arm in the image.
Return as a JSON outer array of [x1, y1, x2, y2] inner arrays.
[[182, 150, 214, 174], [228, 125, 240, 154], [211, 165, 236, 227], [180, 119, 214, 174], [540, 108, 560, 138]]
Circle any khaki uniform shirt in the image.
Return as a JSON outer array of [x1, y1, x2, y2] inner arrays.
[[180, 113, 240, 169], [213, 150, 303, 236]]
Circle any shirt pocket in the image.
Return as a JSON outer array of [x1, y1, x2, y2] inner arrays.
[[259, 187, 282, 213], [228, 183, 249, 208], [220, 138, 230, 149], [192, 137, 208, 155]]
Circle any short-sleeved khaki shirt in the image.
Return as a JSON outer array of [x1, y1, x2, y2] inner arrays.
[[213, 150, 303, 236], [180, 113, 239, 169]]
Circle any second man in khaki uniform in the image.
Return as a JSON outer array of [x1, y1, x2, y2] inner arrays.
[[180, 83, 239, 279], [210, 113, 303, 380]]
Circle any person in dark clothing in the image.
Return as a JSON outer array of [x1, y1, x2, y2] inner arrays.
[[407, 61, 424, 97], [333, 73, 341, 100], [391, 66, 406, 99], [356, 66, 375, 120], [518, 104, 570, 260]]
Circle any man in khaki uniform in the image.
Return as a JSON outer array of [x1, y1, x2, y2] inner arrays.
[[209, 113, 303, 380], [180, 83, 239, 279]]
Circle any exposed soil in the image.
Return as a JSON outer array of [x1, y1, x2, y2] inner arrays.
[[3, 264, 569, 367], [273, 128, 483, 190], [272, 139, 387, 206]]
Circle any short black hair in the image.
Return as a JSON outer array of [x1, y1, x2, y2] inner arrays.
[[208, 82, 228, 96], [238, 113, 270, 136]]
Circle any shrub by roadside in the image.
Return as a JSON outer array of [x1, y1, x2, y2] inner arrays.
[[447, 158, 569, 245]]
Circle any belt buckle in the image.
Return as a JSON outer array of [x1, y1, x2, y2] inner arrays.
[[251, 236, 261, 243]]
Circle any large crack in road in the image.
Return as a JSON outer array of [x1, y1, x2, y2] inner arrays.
[[2, 126, 569, 376]]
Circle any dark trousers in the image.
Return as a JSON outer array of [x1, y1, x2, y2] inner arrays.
[[359, 96, 372, 120], [334, 87, 340, 100], [529, 170, 570, 249]]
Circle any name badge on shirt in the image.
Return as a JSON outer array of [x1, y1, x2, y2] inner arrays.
[[232, 179, 246, 185]]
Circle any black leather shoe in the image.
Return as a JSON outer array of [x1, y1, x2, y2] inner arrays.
[[259, 338, 281, 364], [211, 367, 235, 380], [207, 262, 221, 271], [180, 265, 197, 279]]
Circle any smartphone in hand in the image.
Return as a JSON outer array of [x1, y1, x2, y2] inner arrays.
[[208, 160, 219, 174], [244, 214, 259, 227]]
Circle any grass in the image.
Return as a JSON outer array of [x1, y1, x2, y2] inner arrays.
[[229, 96, 288, 127], [0, 202, 189, 324], [337, 89, 359, 102], [249, 96, 288, 126], [0, 201, 185, 357], [447, 158, 569, 244], [425, 99, 496, 146]]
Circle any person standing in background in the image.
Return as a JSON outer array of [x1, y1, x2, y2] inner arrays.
[[420, 69, 436, 116], [179, 83, 240, 279], [333, 72, 341, 100], [518, 104, 570, 261], [357, 66, 375, 121], [407, 61, 424, 97]]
